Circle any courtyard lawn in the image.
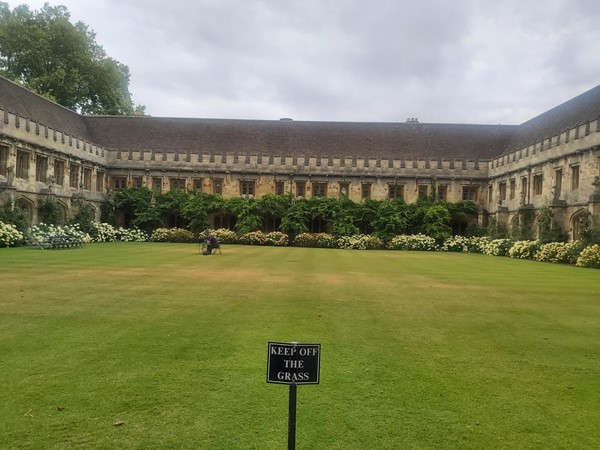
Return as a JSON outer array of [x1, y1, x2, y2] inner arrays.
[[1, 243, 599, 449]]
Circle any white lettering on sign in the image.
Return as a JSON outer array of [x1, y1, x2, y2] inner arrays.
[[271, 346, 297, 356], [277, 372, 311, 382], [267, 342, 321, 385], [284, 359, 304, 369]]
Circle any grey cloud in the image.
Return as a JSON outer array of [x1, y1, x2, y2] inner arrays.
[[7, 0, 600, 124]]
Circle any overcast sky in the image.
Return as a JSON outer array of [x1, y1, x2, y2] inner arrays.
[[6, 0, 600, 124]]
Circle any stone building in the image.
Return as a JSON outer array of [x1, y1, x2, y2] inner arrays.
[[0, 75, 599, 239]]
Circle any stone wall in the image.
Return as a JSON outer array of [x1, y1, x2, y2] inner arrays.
[[487, 118, 600, 239]]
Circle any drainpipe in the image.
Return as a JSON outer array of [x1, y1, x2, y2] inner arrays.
[[527, 165, 532, 205]]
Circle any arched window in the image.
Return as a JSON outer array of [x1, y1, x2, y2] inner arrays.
[[570, 209, 589, 241], [15, 197, 34, 225]]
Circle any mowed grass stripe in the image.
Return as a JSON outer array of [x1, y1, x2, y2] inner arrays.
[[1, 243, 599, 449]]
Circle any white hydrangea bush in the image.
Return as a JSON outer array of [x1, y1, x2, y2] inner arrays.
[[115, 227, 148, 242], [239, 231, 268, 245], [576, 244, 600, 269], [28, 223, 91, 243], [534, 241, 585, 265], [508, 240, 540, 260], [441, 235, 472, 252], [212, 228, 237, 244], [481, 238, 514, 256], [90, 222, 119, 242], [388, 234, 438, 251], [0, 221, 24, 247], [265, 231, 288, 246], [337, 234, 384, 250]]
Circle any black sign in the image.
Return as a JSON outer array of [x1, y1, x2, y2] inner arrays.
[[267, 342, 321, 385]]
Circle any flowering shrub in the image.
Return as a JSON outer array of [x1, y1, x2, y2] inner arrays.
[[239, 231, 268, 245], [293, 233, 338, 248], [150, 228, 195, 243], [212, 228, 238, 244], [441, 235, 472, 252], [534, 241, 585, 264], [576, 244, 600, 268], [464, 236, 491, 254], [481, 238, 514, 256], [115, 227, 148, 242], [508, 240, 540, 260], [0, 221, 24, 247], [265, 231, 288, 246], [337, 234, 384, 250], [388, 234, 438, 251], [28, 223, 91, 244], [89, 222, 118, 242], [85, 222, 148, 242]]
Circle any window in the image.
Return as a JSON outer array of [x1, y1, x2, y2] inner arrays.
[[131, 176, 143, 188], [83, 168, 92, 190], [462, 186, 478, 202], [213, 178, 223, 195], [499, 182, 507, 201], [70, 164, 80, 188], [193, 178, 203, 191], [240, 180, 255, 196], [16, 150, 29, 179], [533, 174, 543, 196], [339, 182, 350, 198], [313, 182, 327, 197], [96, 171, 104, 192], [170, 178, 186, 191], [418, 185, 429, 199], [388, 184, 404, 200], [275, 181, 285, 195], [112, 176, 126, 189], [51, 160, 64, 186], [554, 169, 562, 198], [509, 179, 516, 200], [571, 165, 580, 190], [361, 183, 371, 200], [152, 177, 162, 193], [520, 177, 528, 202], [295, 181, 305, 198], [437, 185, 447, 202], [36, 156, 48, 183], [0, 145, 7, 176]]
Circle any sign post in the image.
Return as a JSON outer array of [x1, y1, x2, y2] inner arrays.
[[267, 342, 321, 450]]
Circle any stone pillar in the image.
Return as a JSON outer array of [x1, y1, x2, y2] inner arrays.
[[589, 176, 600, 233]]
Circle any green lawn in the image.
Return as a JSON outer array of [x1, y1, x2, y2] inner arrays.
[[1, 243, 599, 449]]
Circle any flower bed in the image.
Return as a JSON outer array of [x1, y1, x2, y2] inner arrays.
[[293, 233, 338, 248], [508, 240, 540, 260], [150, 227, 194, 243], [337, 234, 384, 250], [0, 221, 24, 247], [576, 244, 600, 268], [388, 234, 438, 251]]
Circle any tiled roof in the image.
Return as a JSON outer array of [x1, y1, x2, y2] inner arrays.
[[504, 84, 600, 154], [2, 75, 599, 161], [0, 77, 90, 140], [85, 116, 516, 160]]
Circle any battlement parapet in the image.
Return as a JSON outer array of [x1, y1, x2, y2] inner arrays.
[[0, 107, 108, 164]]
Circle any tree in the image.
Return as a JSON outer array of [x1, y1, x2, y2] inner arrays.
[[0, 2, 143, 115]]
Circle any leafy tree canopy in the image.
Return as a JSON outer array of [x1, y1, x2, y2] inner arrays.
[[0, 2, 144, 115]]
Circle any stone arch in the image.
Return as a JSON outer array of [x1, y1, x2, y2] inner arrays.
[[570, 208, 590, 241], [55, 200, 69, 224], [510, 214, 519, 230], [14, 196, 35, 225], [87, 203, 98, 221]]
